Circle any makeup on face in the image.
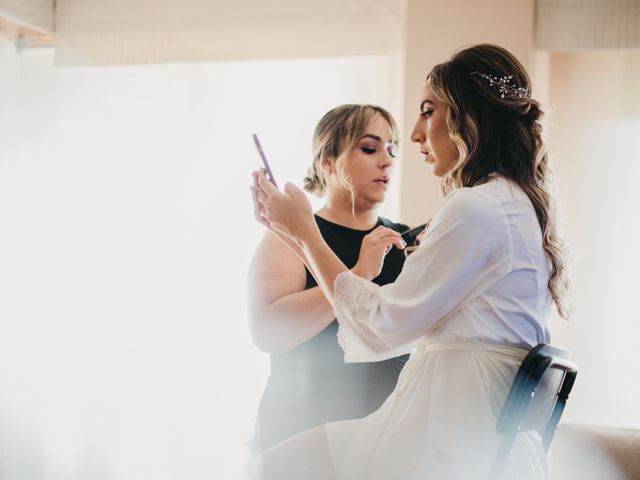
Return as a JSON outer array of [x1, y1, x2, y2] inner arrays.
[[357, 134, 398, 159], [411, 81, 458, 177]]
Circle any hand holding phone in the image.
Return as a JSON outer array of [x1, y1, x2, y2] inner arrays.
[[252, 133, 278, 188]]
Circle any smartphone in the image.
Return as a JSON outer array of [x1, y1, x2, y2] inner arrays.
[[252, 133, 278, 188]]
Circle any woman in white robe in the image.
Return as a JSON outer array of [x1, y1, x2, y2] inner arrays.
[[249, 43, 571, 480]]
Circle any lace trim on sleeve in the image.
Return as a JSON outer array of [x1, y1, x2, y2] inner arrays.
[[333, 271, 390, 358]]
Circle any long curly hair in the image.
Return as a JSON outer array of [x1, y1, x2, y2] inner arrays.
[[427, 44, 572, 319]]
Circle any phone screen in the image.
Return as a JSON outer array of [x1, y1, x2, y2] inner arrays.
[[252, 133, 278, 188]]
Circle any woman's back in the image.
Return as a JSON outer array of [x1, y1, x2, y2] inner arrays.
[[424, 176, 552, 347]]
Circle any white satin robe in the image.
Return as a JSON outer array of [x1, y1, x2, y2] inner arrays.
[[326, 176, 552, 479], [253, 177, 552, 480]]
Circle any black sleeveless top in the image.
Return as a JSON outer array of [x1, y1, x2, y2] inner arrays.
[[253, 215, 409, 451]]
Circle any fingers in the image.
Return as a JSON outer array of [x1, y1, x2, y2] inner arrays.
[[380, 236, 405, 253], [251, 171, 312, 235], [366, 226, 406, 250], [283, 181, 303, 198], [253, 170, 270, 208], [252, 170, 263, 199], [256, 188, 268, 205], [390, 236, 406, 250], [249, 182, 270, 228], [250, 180, 259, 206], [251, 169, 273, 221], [256, 169, 278, 196]]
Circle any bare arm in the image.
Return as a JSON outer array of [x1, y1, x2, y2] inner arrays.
[[254, 171, 404, 308], [247, 229, 336, 354], [298, 224, 404, 304]]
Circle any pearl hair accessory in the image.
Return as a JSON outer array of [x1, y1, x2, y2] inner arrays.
[[471, 71, 530, 99]]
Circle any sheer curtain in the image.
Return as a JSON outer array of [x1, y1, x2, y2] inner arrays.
[[0, 38, 404, 479], [547, 49, 640, 429], [53, 0, 406, 65]]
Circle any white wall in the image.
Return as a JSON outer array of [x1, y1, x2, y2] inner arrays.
[[400, 0, 536, 225]]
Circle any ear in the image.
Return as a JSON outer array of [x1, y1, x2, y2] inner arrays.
[[320, 156, 334, 175]]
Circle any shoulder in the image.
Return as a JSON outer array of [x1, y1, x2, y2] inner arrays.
[[434, 181, 510, 244], [250, 230, 307, 277], [440, 185, 502, 223], [379, 216, 409, 233]]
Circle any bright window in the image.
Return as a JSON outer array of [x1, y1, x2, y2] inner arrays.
[[0, 39, 404, 478]]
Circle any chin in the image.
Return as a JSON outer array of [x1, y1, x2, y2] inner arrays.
[[433, 161, 453, 178], [363, 195, 385, 209], [432, 165, 445, 177], [369, 197, 385, 208]]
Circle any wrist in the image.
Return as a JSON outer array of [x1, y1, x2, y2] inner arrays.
[[351, 264, 375, 281], [297, 220, 322, 250]]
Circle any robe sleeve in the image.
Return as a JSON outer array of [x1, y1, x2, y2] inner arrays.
[[334, 188, 513, 362]]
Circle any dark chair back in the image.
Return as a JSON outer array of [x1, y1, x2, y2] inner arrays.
[[489, 343, 578, 479]]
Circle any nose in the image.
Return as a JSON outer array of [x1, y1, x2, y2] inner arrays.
[[411, 117, 424, 144], [379, 149, 394, 169]]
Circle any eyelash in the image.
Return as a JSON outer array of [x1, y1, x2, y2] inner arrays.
[[361, 146, 397, 159], [420, 109, 433, 119]]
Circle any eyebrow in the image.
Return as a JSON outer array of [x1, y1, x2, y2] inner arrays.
[[420, 100, 435, 111], [360, 134, 398, 144]]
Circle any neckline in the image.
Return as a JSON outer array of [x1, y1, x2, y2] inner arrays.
[[314, 214, 382, 234]]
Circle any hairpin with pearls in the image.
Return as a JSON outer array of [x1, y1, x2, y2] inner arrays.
[[470, 71, 530, 99]]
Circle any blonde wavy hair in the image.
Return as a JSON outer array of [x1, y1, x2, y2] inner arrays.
[[304, 104, 398, 210], [427, 44, 572, 319]]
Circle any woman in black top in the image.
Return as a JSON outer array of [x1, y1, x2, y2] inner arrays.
[[248, 104, 410, 452]]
